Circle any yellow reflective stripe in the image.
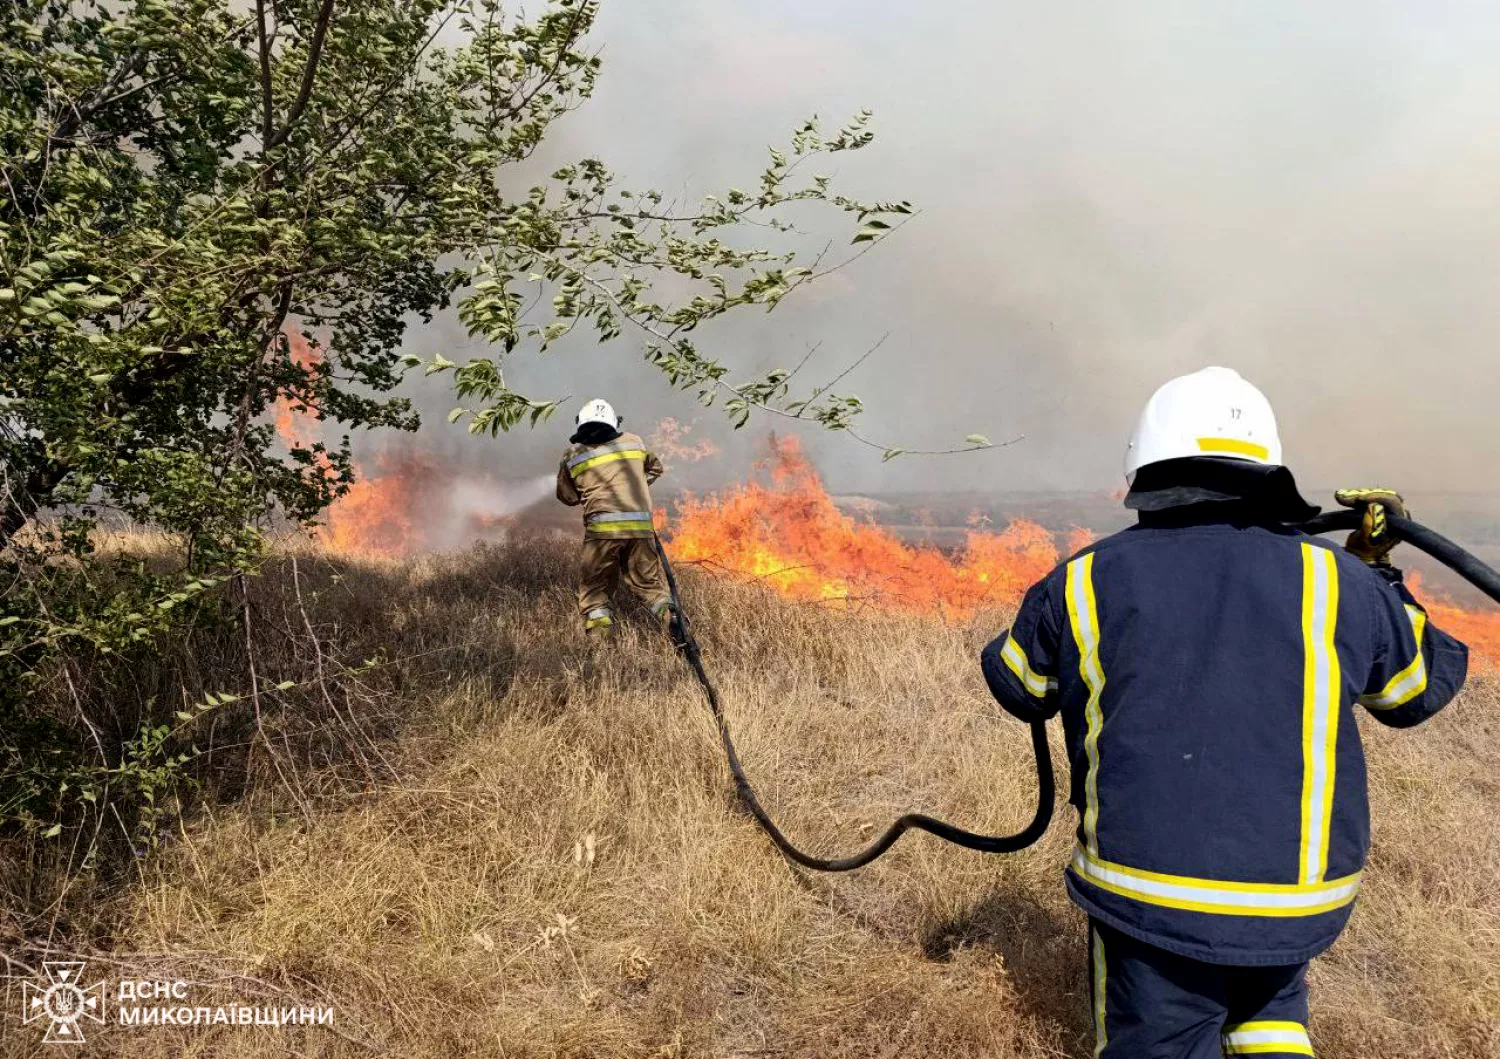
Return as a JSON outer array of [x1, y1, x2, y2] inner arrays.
[[1223, 1021, 1314, 1056], [569, 449, 646, 477], [1360, 605, 1428, 709], [1075, 844, 1362, 897], [566, 440, 638, 469], [1299, 544, 1341, 885], [1001, 636, 1057, 698], [1225, 1021, 1310, 1035], [1072, 844, 1361, 917], [1091, 925, 1107, 1058], [1065, 553, 1105, 856], [1225, 1042, 1312, 1051], [586, 521, 654, 533], [1196, 436, 1270, 459], [1315, 551, 1342, 886]]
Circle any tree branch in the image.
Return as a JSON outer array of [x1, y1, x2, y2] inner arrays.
[[809, 332, 889, 403], [492, 0, 593, 127], [537, 257, 1015, 459], [265, 0, 337, 151], [255, 0, 276, 148]]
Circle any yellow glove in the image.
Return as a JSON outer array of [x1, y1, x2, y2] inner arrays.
[[1334, 488, 1408, 565]]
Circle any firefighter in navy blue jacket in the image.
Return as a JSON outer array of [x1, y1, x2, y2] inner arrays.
[[981, 367, 1467, 1059]]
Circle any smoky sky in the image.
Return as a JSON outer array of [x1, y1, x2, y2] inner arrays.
[[390, 1, 1500, 500]]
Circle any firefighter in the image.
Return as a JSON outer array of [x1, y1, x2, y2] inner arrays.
[[980, 367, 1468, 1058], [557, 398, 674, 637]]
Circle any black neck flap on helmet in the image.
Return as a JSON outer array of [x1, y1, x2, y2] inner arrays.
[[570, 421, 622, 446], [1125, 456, 1320, 524]]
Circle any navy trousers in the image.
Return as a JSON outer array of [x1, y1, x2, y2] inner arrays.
[[1088, 919, 1314, 1058]]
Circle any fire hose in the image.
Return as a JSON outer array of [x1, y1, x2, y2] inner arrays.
[[653, 509, 1500, 873]]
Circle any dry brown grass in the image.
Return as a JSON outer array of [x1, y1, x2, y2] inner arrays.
[[8, 536, 1496, 1057]]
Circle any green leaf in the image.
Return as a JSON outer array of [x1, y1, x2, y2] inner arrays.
[[0, 8, 914, 822], [964, 434, 991, 447], [43, 824, 62, 838]]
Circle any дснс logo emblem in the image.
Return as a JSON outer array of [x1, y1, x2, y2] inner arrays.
[[21, 961, 106, 1045]]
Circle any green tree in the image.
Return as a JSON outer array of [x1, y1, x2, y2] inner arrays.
[[0, 0, 955, 837]]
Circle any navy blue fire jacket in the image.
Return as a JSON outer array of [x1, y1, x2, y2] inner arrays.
[[981, 516, 1468, 966]]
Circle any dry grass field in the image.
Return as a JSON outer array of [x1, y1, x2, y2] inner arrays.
[[4, 536, 1497, 1057]]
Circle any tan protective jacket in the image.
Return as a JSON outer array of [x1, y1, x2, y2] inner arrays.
[[556, 431, 664, 539]]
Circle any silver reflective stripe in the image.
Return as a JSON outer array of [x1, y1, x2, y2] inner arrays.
[[1360, 605, 1428, 709], [1071, 844, 1361, 915], [587, 511, 653, 523], [567, 441, 637, 469], [585, 607, 612, 620], [1002, 636, 1057, 698], [1299, 544, 1341, 885]]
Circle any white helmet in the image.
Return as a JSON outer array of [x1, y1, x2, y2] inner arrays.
[[1124, 367, 1282, 484], [575, 398, 619, 431]]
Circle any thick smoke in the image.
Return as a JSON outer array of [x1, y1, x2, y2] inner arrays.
[[387, 1, 1500, 507]]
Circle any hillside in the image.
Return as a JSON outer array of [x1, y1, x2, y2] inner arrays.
[[6, 537, 1497, 1058]]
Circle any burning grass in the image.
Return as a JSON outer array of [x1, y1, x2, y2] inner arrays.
[[669, 436, 1500, 666], [9, 536, 1495, 1058], [272, 332, 558, 558], [670, 436, 1061, 615]]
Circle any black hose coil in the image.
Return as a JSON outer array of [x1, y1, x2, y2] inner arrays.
[[657, 510, 1498, 873]]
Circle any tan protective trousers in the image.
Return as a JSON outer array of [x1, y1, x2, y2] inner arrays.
[[577, 537, 672, 630]]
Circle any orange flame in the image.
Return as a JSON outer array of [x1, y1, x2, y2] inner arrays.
[[650, 417, 719, 463], [1065, 524, 1096, 554], [1407, 572, 1500, 672], [667, 438, 1500, 669], [273, 331, 324, 453], [272, 334, 442, 558], [270, 349, 1500, 661], [320, 451, 442, 557], [667, 436, 1058, 616], [317, 450, 542, 558]]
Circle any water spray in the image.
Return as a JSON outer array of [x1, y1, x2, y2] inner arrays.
[[451, 473, 555, 523]]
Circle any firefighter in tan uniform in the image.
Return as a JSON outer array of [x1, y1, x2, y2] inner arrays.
[[556, 399, 674, 636]]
